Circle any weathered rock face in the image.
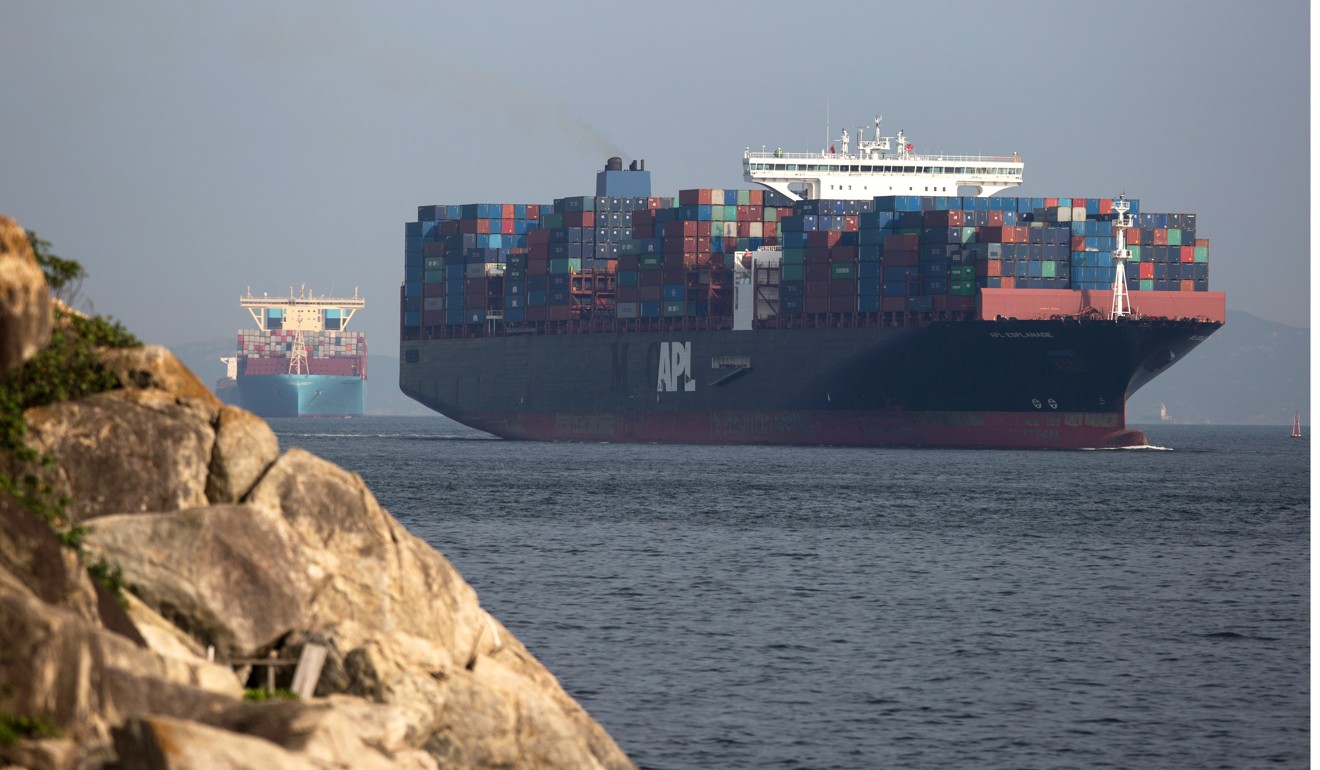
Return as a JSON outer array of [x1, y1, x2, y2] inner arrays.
[[1, 210, 637, 769], [0, 214, 52, 375]]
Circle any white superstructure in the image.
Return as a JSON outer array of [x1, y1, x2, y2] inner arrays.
[[743, 115, 1023, 201]]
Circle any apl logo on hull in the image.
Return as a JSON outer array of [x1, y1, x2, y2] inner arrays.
[[657, 341, 696, 392]]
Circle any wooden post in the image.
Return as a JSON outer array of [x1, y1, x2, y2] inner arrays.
[[290, 644, 327, 699]]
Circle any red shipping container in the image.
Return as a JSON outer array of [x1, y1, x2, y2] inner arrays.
[[1099, 198, 1114, 215], [805, 264, 831, 281], [501, 218, 515, 235], [830, 245, 858, 262], [1180, 246, 1195, 263], [986, 210, 1004, 226], [843, 215, 859, 231], [458, 219, 478, 234], [697, 221, 712, 237], [1180, 280, 1195, 291], [1044, 198, 1058, 207], [527, 228, 550, 245], [1139, 262, 1154, 279], [883, 250, 919, 266], [881, 297, 906, 313], [804, 296, 831, 314], [808, 231, 843, 248], [1153, 229, 1168, 246], [829, 280, 856, 297], [477, 218, 492, 234], [1071, 236, 1086, 251], [1195, 238, 1209, 248], [1000, 276, 1016, 289], [749, 190, 763, 206]]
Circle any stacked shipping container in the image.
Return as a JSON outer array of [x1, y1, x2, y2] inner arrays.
[[404, 192, 1209, 337], [237, 329, 367, 377]]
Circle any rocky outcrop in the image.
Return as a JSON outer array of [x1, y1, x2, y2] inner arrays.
[[0, 215, 636, 769], [0, 214, 51, 374]]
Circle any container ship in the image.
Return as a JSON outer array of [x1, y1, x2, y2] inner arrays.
[[399, 117, 1224, 448], [233, 287, 367, 418]]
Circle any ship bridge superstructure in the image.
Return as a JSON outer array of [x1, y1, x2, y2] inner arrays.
[[744, 115, 1023, 201], [241, 285, 364, 333]]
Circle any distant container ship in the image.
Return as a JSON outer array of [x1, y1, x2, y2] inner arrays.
[[399, 116, 1224, 448], [233, 287, 367, 418]]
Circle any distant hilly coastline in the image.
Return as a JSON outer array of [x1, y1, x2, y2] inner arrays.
[[1127, 310, 1309, 426], [170, 309, 1307, 425]]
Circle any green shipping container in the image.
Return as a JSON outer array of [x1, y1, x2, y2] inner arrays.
[[960, 227, 978, 244], [950, 280, 976, 296], [1041, 261, 1056, 278], [640, 255, 664, 270], [737, 189, 751, 206], [782, 263, 805, 281], [1139, 279, 1154, 291], [1129, 245, 1143, 261], [662, 300, 686, 317], [1194, 246, 1208, 263], [542, 213, 564, 228], [550, 258, 571, 274], [1166, 228, 1182, 246], [424, 270, 444, 283], [763, 207, 778, 222], [831, 263, 856, 280], [951, 265, 975, 280], [782, 248, 806, 265]]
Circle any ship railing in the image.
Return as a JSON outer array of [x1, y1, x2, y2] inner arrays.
[[745, 150, 1021, 164]]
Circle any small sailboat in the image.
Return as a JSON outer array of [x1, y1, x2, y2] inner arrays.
[[1291, 410, 1302, 438]]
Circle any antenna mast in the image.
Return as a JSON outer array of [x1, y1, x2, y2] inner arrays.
[[1109, 196, 1134, 319]]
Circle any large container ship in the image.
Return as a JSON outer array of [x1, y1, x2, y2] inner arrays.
[[399, 117, 1224, 448], [234, 287, 367, 418]]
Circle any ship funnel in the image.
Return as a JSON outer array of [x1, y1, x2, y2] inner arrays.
[[629, 160, 638, 171], [606, 156, 623, 171]]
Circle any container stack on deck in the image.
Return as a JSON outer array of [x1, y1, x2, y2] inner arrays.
[[404, 191, 1209, 338], [614, 188, 788, 321], [237, 329, 366, 377]]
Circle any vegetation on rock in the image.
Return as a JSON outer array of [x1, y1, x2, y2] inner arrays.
[[1, 236, 140, 599], [0, 713, 60, 747]]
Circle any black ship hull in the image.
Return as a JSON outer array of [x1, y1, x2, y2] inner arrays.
[[400, 317, 1221, 448]]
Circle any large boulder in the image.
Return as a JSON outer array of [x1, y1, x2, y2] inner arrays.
[[0, 214, 52, 375], [81, 505, 324, 659], [23, 388, 215, 522]]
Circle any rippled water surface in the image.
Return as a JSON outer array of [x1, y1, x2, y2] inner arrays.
[[270, 419, 1309, 770]]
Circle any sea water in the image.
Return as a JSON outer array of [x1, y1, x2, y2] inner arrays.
[[270, 418, 1309, 770]]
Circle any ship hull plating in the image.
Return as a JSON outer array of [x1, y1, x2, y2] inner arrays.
[[237, 374, 365, 418], [400, 318, 1220, 448]]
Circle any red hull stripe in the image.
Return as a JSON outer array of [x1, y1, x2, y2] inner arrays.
[[474, 410, 1145, 449]]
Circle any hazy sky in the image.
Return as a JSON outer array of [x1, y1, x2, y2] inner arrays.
[[1, 1, 1310, 371]]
